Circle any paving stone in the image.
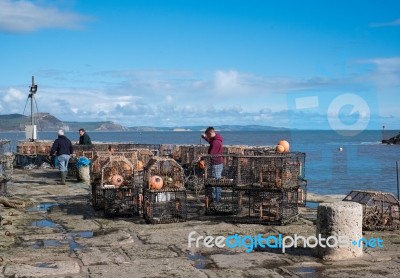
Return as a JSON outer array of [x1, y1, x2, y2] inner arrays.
[[210, 252, 284, 269], [78, 247, 128, 265], [3, 261, 80, 277], [121, 244, 179, 259], [85, 258, 207, 278], [76, 229, 134, 247], [2, 168, 400, 277]]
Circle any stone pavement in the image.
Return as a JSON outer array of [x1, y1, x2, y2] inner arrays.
[[0, 168, 399, 277]]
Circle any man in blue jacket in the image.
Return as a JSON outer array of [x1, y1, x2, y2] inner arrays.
[[50, 130, 74, 185]]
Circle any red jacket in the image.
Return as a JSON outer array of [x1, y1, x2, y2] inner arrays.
[[205, 134, 224, 165]]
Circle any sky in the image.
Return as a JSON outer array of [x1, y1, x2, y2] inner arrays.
[[0, 0, 399, 130]]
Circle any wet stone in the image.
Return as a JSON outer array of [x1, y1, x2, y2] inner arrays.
[[121, 244, 179, 260], [4, 261, 80, 277], [210, 252, 283, 269], [85, 258, 208, 278], [75, 229, 134, 247], [78, 247, 128, 266], [2, 167, 400, 277]]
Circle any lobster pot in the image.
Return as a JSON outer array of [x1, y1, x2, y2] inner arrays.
[[0, 140, 13, 181], [223, 145, 245, 155], [0, 153, 13, 180], [112, 143, 138, 151], [243, 146, 275, 156], [67, 158, 78, 178], [91, 183, 105, 210], [91, 167, 139, 212], [202, 155, 239, 187], [134, 149, 154, 172], [171, 145, 182, 161], [92, 149, 152, 177], [159, 144, 175, 157], [204, 186, 242, 215], [0, 140, 12, 154], [179, 145, 195, 166], [92, 143, 110, 152], [232, 188, 299, 225], [73, 144, 95, 159], [15, 140, 53, 168], [16, 154, 52, 169], [144, 157, 184, 190], [160, 144, 184, 161], [179, 145, 208, 166], [297, 179, 307, 207], [17, 140, 37, 155], [103, 186, 141, 217], [203, 153, 306, 188], [35, 141, 53, 155], [91, 152, 113, 176], [343, 190, 400, 230], [129, 144, 160, 156], [143, 188, 187, 224], [0, 146, 13, 195], [16, 140, 52, 155], [91, 153, 132, 183], [100, 156, 135, 188]]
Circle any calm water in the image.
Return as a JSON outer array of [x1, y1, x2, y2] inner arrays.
[[2, 130, 400, 197]]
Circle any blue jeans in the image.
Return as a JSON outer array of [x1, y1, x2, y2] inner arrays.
[[212, 164, 223, 201], [57, 154, 70, 172]]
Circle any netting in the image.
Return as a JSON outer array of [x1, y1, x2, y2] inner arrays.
[[343, 190, 400, 230], [143, 188, 187, 223]]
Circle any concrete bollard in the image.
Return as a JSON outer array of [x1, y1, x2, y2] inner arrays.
[[316, 201, 363, 260]]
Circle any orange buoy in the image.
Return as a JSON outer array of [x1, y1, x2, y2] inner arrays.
[[198, 159, 206, 169], [275, 144, 285, 153], [123, 163, 131, 171], [137, 160, 144, 171], [278, 140, 290, 152], [149, 175, 163, 190], [110, 174, 124, 187]]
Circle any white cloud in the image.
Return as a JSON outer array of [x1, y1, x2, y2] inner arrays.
[[2, 62, 398, 129], [0, 0, 90, 33], [3, 87, 25, 102], [370, 57, 400, 73], [215, 70, 242, 93], [370, 18, 400, 27], [358, 57, 400, 87]]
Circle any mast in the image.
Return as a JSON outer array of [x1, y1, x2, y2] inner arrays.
[[27, 76, 38, 141]]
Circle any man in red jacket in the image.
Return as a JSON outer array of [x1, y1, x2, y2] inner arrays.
[[201, 126, 223, 201]]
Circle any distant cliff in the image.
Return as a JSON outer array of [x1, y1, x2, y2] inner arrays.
[[0, 113, 127, 132], [0, 113, 289, 132]]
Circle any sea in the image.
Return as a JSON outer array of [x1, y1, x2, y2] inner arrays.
[[1, 130, 400, 197]]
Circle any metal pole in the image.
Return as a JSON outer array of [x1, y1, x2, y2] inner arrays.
[[396, 161, 400, 201], [31, 76, 35, 127]]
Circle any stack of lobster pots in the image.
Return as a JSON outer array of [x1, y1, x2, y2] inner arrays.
[[90, 148, 153, 217], [16, 140, 53, 168], [202, 142, 306, 225], [0, 140, 13, 195], [142, 157, 187, 224], [82, 142, 306, 225]]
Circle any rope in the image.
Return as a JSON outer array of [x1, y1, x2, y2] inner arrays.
[[0, 196, 26, 209]]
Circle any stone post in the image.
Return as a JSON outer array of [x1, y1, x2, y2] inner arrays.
[[316, 201, 363, 260]]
